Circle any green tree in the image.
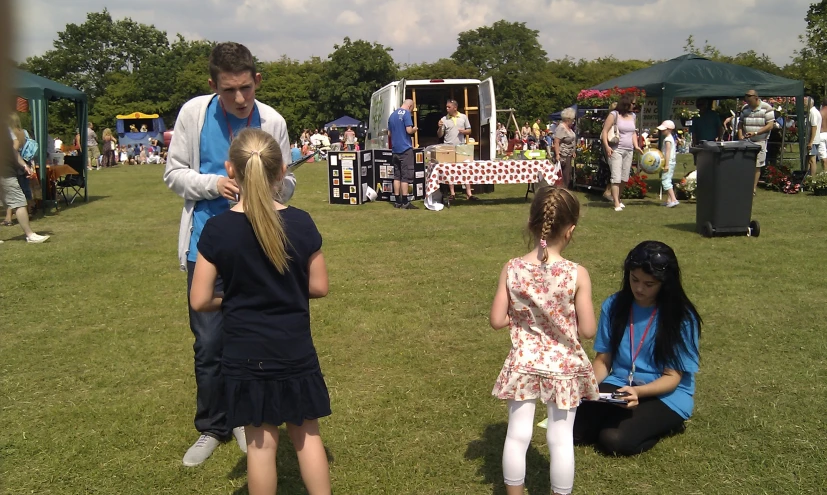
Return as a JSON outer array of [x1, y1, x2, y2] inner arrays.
[[451, 20, 548, 119], [318, 37, 397, 123], [683, 35, 781, 75], [398, 58, 478, 80], [791, 1, 827, 98], [22, 9, 169, 102], [258, 56, 328, 139]]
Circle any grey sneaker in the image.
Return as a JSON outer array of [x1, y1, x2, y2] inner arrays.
[[232, 426, 247, 454], [182, 434, 220, 467]]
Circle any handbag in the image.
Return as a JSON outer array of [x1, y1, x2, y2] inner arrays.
[[608, 111, 620, 145]]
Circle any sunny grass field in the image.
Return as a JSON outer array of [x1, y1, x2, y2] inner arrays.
[[1, 160, 825, 495]]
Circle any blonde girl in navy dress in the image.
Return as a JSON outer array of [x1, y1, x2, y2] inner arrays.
[[190, 128, 331, 495]]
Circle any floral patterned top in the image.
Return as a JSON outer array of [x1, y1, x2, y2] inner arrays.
[[501, 258, 593, 378]]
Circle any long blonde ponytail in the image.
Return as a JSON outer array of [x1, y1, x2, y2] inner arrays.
[[229, 128, 290, 273]]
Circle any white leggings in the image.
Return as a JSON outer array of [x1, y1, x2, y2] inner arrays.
[[503, 399, 577, 494]]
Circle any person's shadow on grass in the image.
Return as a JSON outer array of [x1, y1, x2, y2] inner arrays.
[[229, 428, 335, 494], [465, 422, 551, 495]]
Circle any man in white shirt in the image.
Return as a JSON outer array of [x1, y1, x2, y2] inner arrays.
[[807, 96, 822, 176]]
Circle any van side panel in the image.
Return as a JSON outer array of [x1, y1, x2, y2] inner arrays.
[[367, 82, 398, 149]]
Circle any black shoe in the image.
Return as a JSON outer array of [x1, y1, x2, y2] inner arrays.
[[393, 202, 402, 208], [401, 202, 419, 209]]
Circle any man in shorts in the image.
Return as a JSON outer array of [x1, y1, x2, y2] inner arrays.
[[738, 90, 775, 194], [387, 99, 418, 209], [805, 97, 822, 177], [2, 128, 49, 243], [86, 123, 100, 171]]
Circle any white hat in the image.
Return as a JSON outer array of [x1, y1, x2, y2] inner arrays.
[[657, 120, 676, 130]]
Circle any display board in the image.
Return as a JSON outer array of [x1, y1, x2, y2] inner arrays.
[[327, 149, 426, 205]]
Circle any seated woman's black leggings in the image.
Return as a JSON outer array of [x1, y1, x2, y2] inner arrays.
[[573, 383, 686, 456]]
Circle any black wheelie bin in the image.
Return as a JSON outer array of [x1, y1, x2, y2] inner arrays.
[[690, 140, 762, 238]]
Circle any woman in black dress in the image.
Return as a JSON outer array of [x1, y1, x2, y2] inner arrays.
[[190, 128, 331, 495]]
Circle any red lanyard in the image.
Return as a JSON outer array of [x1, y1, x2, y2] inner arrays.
[[220, 100, 254, 142], [628, 306, 657, 382]]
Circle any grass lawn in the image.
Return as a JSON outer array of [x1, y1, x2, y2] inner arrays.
[[1, 162, 825, 494]]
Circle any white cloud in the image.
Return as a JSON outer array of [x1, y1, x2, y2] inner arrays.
[[12, 0, 812, 68], [336, 10, 363, 26]]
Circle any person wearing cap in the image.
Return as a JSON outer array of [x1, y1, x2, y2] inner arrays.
[[738, 90, 775, 194], [657, 120, 679, 207]]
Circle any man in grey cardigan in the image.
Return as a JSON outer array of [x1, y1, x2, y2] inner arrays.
[[163, 42, 295, 467]]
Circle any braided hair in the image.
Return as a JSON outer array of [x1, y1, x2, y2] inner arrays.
[[527, 186, 580, 262]]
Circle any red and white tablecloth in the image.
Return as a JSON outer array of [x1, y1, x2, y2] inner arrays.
[[425, 160, 561, 197]]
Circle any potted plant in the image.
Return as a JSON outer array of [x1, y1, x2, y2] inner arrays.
[[621, 173, 648, 199], [804, 171, 827, 196], [675, 176, 697, 200]]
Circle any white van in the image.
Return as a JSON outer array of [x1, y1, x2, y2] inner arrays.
[[366, 78, 496, 161]]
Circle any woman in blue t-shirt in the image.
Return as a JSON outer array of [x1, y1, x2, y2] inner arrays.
[[573, 240, 701, 456]]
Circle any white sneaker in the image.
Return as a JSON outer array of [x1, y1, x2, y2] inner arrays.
[[232, 426, 247, 454], [182, 434, 221, 467], [667, 201, 680, 208], [614, 206, 623, 212], [619, 203, 626, 209], [26, 233, 50, 244]]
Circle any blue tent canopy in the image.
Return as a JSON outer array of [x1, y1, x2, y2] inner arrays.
[[548, 104, 585, 121], [324, 115, 362, 129]]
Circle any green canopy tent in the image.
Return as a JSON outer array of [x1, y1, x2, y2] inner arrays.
[[13, 69, 88, 202], [592, 54, 806, 170]]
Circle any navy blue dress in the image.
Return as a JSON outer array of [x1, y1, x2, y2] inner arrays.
[[198, 207, 330, 428]]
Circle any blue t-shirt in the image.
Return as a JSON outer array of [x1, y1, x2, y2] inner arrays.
[[188, 96, 261, 262], [594, 293, 700, 419], [291, 146, 302, 163], [388, 108, 413, 153]]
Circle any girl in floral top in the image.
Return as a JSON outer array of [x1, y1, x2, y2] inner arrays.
[[490, 186, 598, 495]]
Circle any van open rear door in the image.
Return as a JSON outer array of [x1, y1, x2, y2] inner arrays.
[[479, 77, 496, 160]]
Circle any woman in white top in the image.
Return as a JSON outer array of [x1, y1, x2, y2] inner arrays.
[[601, 95, 643, 211]]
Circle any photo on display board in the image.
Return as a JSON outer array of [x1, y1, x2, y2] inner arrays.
[[333, 189, 340, 198], [415, 171, 425, 179], [333, 179, 339, 186], [343, 193, 349, 199], [416, 152, 423, 162], [333, 170, 339, 177], [350, 197, 357, 204], [382, 182, 393, 193], [350, 186, 357, 194]]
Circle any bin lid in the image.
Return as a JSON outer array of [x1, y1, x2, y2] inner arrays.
[[690, 140, 763, 154]]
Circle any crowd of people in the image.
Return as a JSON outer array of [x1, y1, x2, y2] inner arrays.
[[155, 41, 707, 495], [83, 122, 166, 170]]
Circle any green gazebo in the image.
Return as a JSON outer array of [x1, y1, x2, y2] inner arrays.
[[592, 54, 807, 170], [13, 69, 88, 202]]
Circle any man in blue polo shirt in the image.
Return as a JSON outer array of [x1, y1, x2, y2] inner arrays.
[[388, 99, 418, 209]]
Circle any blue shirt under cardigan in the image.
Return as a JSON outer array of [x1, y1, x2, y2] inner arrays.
[[594, 293, 700, 420], [188, 96, 261, 262]]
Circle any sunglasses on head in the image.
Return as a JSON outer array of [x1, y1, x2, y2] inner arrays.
[[627, 249, 670, 272]]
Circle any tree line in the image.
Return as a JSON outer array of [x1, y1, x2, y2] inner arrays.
[[19, 5, 827, 142]]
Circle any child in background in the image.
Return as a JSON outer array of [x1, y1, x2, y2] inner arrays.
[[658, 120, 679, 207], [573, 241, 701, 455], [190, 128, 331, 495], [490, 186, 598, 495]]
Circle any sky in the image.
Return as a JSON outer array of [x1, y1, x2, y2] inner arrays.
[[12, 0, 814, 67]]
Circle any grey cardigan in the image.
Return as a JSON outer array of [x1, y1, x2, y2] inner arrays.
[[163, 94, 296, 271]]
